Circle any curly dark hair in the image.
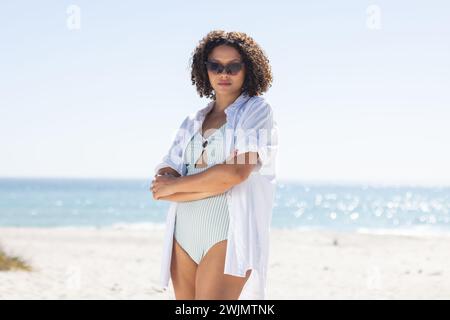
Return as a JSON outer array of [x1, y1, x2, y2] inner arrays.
[[190, 30, 273, 99]]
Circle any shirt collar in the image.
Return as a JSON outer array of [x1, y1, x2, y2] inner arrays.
[[197, 92, 251, 119]]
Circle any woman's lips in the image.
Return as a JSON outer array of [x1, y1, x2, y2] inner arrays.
[[218, 82, 231, 86]]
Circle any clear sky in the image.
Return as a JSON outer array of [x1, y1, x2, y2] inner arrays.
[[1, 0, 449, 186]]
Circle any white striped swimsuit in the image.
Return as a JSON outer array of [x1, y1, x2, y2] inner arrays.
[[174, 122, 230, 265]]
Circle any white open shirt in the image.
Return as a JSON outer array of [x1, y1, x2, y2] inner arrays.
[[154, 92, 278, 299]]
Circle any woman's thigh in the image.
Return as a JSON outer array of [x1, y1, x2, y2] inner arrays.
[[170, 237, 198, 299], [195, 240, 252, 300]]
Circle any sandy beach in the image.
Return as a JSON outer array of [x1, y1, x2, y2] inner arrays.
[[1, 226, 449, 299]]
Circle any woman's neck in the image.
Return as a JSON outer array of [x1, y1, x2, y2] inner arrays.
[[212, 91, 241, 113]]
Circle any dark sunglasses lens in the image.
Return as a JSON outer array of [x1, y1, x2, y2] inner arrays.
[[206, 61, 242, 74], [206, 62, 223, 74], [226, 63, 243, 75]]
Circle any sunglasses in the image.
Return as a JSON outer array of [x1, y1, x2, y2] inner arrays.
[[204, 61, 245, 75]]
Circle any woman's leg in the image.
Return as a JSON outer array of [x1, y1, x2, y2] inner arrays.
[[170, 238, 198, 299], [194, 240, 252, 300]]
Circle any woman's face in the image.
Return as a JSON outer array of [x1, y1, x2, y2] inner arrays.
[[207, 44, 246, 97]]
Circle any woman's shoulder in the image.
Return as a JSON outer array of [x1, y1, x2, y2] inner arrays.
[[181, 95, 273, 126], [187, 100, 215, 121], [177, 101, 213, 128], [240, 95, 273, 118]]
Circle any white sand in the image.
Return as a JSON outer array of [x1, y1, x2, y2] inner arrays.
[[1, 226, 450, 299]]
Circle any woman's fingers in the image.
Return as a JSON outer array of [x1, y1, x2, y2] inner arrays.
[[150, 179, 156, 191], [150, 179, 160, 197], [151, 182, 160, 200], [154, 185, 172, 199], [150, 175, 176, 200]]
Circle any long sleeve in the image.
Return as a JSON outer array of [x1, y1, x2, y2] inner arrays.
[[233, 100, 278, 170]]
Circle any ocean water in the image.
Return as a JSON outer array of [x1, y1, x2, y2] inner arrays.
[[0, 178, 449, 235]]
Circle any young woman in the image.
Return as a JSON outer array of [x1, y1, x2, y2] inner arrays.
[[151, 30, 278, 300]]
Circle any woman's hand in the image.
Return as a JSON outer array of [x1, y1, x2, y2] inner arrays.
[[151, 174, 179, 200]]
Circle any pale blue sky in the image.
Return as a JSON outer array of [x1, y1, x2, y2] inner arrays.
[[1, 0, 449, 186]]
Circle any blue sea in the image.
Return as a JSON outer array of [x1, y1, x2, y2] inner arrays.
[[1, 178, 449, 235]]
